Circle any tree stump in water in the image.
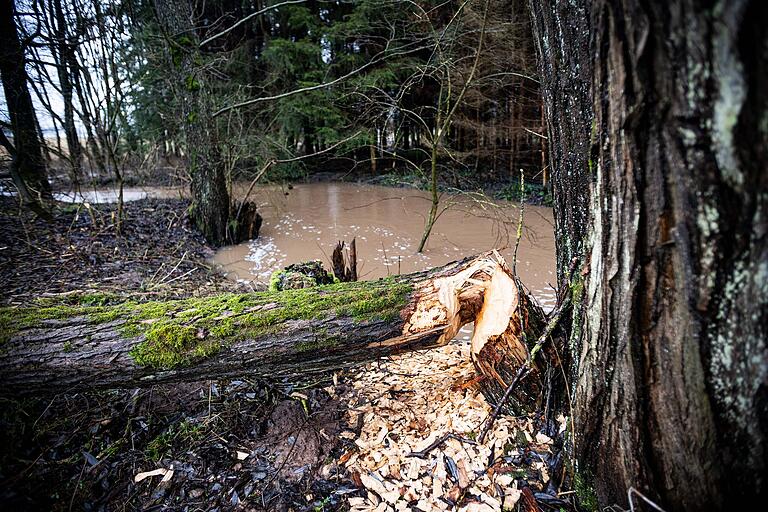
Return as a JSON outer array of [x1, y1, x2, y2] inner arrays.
[[332, 238, 358, 282], [228, 200, 262, 243]]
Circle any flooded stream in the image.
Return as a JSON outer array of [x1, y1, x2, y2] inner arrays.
[[213, 183, 557, 309], [53, 186, 183, 203]]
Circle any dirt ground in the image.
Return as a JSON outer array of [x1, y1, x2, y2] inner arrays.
[[0, 195, 575, 511], [0, 196, 244, 305]]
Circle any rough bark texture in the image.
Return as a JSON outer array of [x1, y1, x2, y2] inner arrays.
[[529, 0, 767, 509], [230, 199, 263, 242], [153, 0, 231, 246], [332, 239, 358, 282], [0, 253, 542, 400], [527, 0, 593, 287], [0, 0, 52, 204]]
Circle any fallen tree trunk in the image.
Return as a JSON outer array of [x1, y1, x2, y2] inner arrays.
[[0, 252, 550, 397]]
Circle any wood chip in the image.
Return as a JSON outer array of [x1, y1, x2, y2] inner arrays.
[[359, 472, 388, 499], [134, 468, 172, 483], [339, 341, 554, 510]]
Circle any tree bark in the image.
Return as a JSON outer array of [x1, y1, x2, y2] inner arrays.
[[153, 0, 231, 246], [0, 253, 547, 401], [332, 239, 358, 282], [0, 0, 52, 206], [529, 0, 767, 509]]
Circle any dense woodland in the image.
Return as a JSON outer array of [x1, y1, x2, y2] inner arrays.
[[1, 1, 766, 511], [1, 0, 545, 243]]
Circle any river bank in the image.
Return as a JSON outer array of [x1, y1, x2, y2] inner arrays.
[[42, 163, 553, 209], [212, 182, 557, 310], [2, 181, 557, 308], [0, 196, 244, 306]]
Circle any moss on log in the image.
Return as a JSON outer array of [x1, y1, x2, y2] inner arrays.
[[0, 252, 554, 400], [2, 280, 411, 367]]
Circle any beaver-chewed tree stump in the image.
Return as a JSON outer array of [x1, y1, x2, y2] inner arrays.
[[227, 200, 262, 243], [469, 260, 549, 414], [0, 251, 557, 405]]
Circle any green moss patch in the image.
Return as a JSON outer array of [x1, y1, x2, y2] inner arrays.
[[0, 280, 413, 371], [0, 303, 98, 343], [268, 261, 335, 291]]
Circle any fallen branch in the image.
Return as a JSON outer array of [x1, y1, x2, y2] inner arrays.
[[478, 366, 532, 444]]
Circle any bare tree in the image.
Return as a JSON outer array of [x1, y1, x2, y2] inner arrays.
[[0, 0, 52, 211], [48, 0, 83, 181]]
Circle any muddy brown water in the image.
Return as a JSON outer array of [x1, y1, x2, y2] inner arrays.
[[214, 183, 557, 310]]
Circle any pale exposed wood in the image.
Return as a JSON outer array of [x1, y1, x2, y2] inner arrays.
[[331, 239, 358, 282]]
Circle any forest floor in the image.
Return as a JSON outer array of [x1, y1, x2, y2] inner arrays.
[[0, 196, 572, 511], [0, 196, 244, 305]]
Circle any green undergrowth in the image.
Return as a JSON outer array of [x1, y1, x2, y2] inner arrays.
[[573, 469, 599, 512], [0, 280, 412, 370], [372, 170, 554, 206], [497, 181, 553, 206], [145, 419, 206, 461]]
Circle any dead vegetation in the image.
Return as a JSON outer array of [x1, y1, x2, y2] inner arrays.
[[0, 196, 245, 305]]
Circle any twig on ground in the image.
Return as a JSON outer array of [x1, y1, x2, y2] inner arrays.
[[477, 366, 531, 444], [406, 433, 477, 459], [478, 291, 572, 443], [628, 487, 667, 512]]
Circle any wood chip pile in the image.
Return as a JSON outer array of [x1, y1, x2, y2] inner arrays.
[[326, 333, 564, 512]]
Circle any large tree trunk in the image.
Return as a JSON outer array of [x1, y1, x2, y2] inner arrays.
[[0, 0, 52, 206], [529, 0, 767, 509], [153, 0, 232, 246], [0, 253, 548, 401]]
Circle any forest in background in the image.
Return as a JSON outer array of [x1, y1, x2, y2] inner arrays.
[[1, 0, 545, 205]]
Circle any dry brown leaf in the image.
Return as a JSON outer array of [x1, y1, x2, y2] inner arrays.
[[350, 469, 363, 488], [457, 458, 470, 489], [339, 449, 356, 465]]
